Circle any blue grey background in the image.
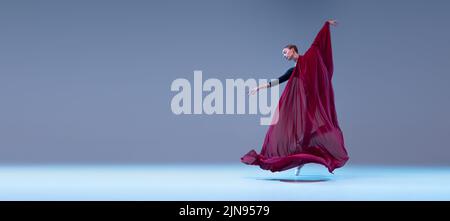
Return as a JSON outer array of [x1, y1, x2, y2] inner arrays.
[[1, 0, 449, 165]]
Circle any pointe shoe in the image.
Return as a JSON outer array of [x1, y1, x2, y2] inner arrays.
[[295, 165, 304, 176]]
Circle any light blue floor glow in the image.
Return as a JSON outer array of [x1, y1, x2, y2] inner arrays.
[[0, 164, 449, 200]]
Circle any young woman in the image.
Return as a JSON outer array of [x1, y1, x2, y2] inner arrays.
[[242, 19, 349, 175]]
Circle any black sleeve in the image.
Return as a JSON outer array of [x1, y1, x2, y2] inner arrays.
[[269, 67, 295, 87]]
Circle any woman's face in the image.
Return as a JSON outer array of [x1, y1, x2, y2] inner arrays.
[[282, 48, 295, 60]]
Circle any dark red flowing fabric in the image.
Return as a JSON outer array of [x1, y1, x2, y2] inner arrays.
[[241, 22, 349, 173]]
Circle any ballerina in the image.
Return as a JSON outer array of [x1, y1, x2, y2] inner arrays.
[[243, 19, 349, 175]]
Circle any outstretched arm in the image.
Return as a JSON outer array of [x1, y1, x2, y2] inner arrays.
[[311, 19, 337, 76], [249, 67, 295, 95], [268, 67, 294, 87]]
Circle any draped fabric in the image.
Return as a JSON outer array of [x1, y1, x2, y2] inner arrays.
[[241, 22, 349, 173]]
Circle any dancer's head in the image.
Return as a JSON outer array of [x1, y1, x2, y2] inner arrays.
[[282, 44, 298, 61]]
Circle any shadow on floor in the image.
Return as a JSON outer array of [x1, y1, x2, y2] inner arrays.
[[255, 175, 331, 183]]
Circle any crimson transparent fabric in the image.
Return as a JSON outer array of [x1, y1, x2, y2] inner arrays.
[[241, 22, 349, 173]]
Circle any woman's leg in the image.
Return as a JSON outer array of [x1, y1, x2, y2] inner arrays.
[[295, 164, 304, 176]]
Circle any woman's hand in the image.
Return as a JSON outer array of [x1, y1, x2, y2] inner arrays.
[[249, 86, 261, 95], [248, 83, 270, 95], [327, 19, 338, 26]]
